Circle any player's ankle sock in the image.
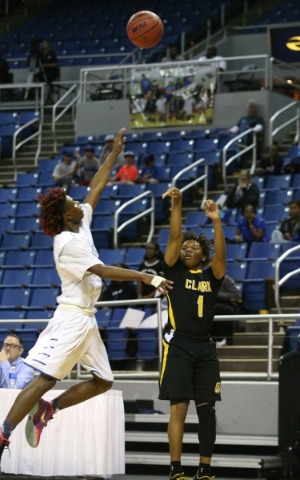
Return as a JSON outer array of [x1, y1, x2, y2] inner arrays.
[[198, 463, 210, 477], [170, 461, 182, 476], [2, 418, 15, 438], [52, 398, 62, 413]]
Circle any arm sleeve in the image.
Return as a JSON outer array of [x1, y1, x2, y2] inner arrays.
[[52, 164, 60, 177], [252, 124, 263, 133], [81, 202, 93, 226], [59, 238, 102, 281]]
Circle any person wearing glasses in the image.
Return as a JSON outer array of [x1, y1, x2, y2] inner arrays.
[[0, 334, 34, 389]]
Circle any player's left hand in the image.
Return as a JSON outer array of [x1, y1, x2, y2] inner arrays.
[[112, 128, 126, 155], [142, 274, 173, 294], [204, 199, 221, 220]]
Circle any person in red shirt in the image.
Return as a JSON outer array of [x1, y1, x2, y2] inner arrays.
[[109, 151, 139, 184]]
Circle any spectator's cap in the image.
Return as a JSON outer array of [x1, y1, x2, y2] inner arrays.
[[63, 149, 73, 157], [104, 134, 115, 142], [84, 145, 95, 152], [124, 151, 135, 158]]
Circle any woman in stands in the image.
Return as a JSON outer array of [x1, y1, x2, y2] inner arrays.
[[234, 204, 266, 243], [0, 128, 173, 471], [138, 242, 164, 300]]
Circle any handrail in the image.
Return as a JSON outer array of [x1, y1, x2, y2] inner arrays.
[[52, 83, 79, 152], [171, 158, 208, 209], [1, 313, 299, 381], [222, 130, 257, 191], [12, 117, 42, 182], [269, 100, 300, 146], [113, 190, 155, 249], [274, 245, 300, 314]]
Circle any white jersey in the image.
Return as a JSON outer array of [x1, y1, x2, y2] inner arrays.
[[53, 203, 103, 309]]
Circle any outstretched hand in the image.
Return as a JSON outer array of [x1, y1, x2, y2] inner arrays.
[[142, 274, 173, 295], [112, 128, 126, 156], [162, 186, 182, 199], [204, 199, 221, 220]]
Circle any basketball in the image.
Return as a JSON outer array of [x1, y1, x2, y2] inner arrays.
[[126, 11, 164, 49]]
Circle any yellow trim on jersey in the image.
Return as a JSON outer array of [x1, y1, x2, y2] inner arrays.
[[159, 340, 169, 385], [166, 292, 176, 329], [189, 268, 203, 274]]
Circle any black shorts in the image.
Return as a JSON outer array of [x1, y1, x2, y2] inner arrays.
[[158, 332, 221, 404]]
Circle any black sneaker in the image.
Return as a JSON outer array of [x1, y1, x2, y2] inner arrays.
[[170, 473, 191, 480], [192, 474, 215, 480], [0, 426, 10, 475]]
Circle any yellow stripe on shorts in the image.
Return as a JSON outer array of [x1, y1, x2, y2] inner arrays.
[[159, 340, 169, 385]]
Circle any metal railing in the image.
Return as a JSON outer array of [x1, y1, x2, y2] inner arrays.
[[274, 245, 300, 314], [113, 190, 155, 249], [11, 117, 42, 182], [1, 312, 299, 381], [0, 83, 45, 117], [52, 83, 79, 152], [222, 130, 257, 191], [171, 158, 208, 209], [269, 100, 300, 146]]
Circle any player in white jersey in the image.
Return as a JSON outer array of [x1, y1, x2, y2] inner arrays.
[[0, 128, 172, 468]]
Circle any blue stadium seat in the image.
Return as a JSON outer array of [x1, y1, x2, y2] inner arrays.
[[147, 141, 171, 155], [265, 190, 293, 205], [226, 262, 247, 281], [0, 218, 16, 234], [1, 268, 34, 287], [0, 287, 31, 309], [194, 138, 218, 151], [184, 211, 207, 228], [0, 202, 17, 217], [247, 242, 281, 261], [92, 215, 114, 230], [38, 159, 59, 172], [16, 187, 42, 202], [99, 185, 119, 199], [109, 308, 127, 328], [124, 247, 145, 267], [252, 176, 265, 189], [0, 125, 19, 157], [117, 184, 146, 199], [264, 222, 278, 241], [281, 242, 300, 258], [243, 261, 276, 312], [0, 252, 6, 266], [68, 186, 89, 201], [98, 248, 126, 265], [136, 328, 158, 361], [246, 260, 275, 279], [38, 172, 54, 187], [29, 287, 59, 309], [1, 232, 31, 250], [0, 112, 18, 124], [16, 202, 40, 217], [226, 243, 248, 261], [16, 173, 40, 187], [279, 258, 300, 290], [15, 217, 40, 231], [167, 153, 193, 166], [34, 250, 54, 266], [169, 139, 194, 153], [105, 327, 128, 360], [30, 232, 53, 249], [222, 225, 237, 240], [93, 199, 121, 215], [0, 188, 18, 202], [157, 228, 169, 248], [264, 175, 291, 190], [0, 311, 26, 330], [125, 142, 148, 158], [291, 174, 300, 188], [286, 326, 300, 351], [263, 205, 288, 222], [222, 208, 240, 225], [32, 268, 60, 287], [3, 250, 36, 267], [164, 131, 185, 141], [25, 310, 53, 330], [95, 308, 112, 329], [141, 132, 163, 142]]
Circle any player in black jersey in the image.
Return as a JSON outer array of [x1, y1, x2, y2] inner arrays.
[[159, 187, 226, 480]]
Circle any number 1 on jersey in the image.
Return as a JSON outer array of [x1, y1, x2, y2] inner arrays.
[[197, 295, 203, 317]]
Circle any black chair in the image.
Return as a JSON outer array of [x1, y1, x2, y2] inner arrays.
[[224, 64, 257, 92]]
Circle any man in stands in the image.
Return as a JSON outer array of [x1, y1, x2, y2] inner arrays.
[[52, 150, 75, 188], [229, 99, 264, 157], [138, 154, 165, 184], [161, 44, 184, 62], [74, 145, 100, 186], [99, 134, 124, 167], [198, 44, 227, 72], [109, 151, 139, 184], [270, 200, 300, 243], [0, 333, 34, 389], [222, 169, 260, 212]]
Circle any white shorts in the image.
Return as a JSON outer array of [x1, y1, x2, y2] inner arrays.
[[25, 309, 113, 382]]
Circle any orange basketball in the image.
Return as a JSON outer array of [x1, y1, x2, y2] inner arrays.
[[126, 11, 164, 49]]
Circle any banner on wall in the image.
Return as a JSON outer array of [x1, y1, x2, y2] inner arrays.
[[129, 63, 217, 129], [268, 23, 300, 63]]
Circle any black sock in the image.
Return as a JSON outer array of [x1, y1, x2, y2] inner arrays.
[[198, 462, 210, 477], [52, 398, 62, 413], [2, 419, 15, 439], [170, 461, 182, 476]]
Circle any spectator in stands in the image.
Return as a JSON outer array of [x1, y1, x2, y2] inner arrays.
[[234, 204, 266, 243], [52, 150, 75, 188], [138, 243, 164, 299], [74, 145, 100, 186], [223, 169, 260, 211], [35, 40, 59, 85], [229, 99, 264, 157], [155, 92, 167, 122], [99, 263, 138, 303], [137, 154, 165, 184], [211, 274, 242, 347], [99, 134, 124, 167], [0, 47, 10, 84], [161, 44, 184, 62], [256, 141, 283, 176], [140, 74, 151, 97], [109, 151, 139, 184], [0, 333, 34, 389], [270, 200, 300, 243], [198, 44, 227, 71]]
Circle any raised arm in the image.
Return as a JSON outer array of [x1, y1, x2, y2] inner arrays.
[[205, 200, 226, 279], [163, 187, 183, 267], [84, 128, 126, 210]]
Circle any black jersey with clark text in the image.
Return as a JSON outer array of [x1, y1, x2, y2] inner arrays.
[[164, 257, 223, 337]]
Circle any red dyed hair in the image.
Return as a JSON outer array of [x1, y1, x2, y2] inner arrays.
[[38, 187, 67, 237]]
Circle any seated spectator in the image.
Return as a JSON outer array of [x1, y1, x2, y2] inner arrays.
[[234, 204, 266, 243], [99, 263, 138, 303], [0, 47, 9, 84], [223, 169, 260, 212], [198, 44, 227, 72], [211, 274, 242, 347], [161, 44, 184, 62], [229, 99, 264, 146], [109, 151, 139, 184], [52, 149, 75, 188], [99, 134, 124, 167], [138, 242, 164, 299], [256, 141, 283, 176], [137, 154, 165, 184], [0, 333, 34, 389], [155, 93, 167, 122], [74, 145, 100, 185], [270, 200, 300, 243]]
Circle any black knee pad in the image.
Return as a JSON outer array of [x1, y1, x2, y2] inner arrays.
[[196, 402, 216, 457]]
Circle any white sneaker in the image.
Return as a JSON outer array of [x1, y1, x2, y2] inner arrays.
[[216, 338, 227, 347]]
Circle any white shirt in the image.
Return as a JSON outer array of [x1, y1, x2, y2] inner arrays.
[[198, 55, 227, 71], [156, 97, 167, 113], [53, 203, 103, 309]]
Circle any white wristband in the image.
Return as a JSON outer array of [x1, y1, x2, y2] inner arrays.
[[151, 275, 166, 288]]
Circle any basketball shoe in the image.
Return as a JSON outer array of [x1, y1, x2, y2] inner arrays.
[[0, 426, 10, 475], [192, 474, 215, 480], [170, 473, 191, 480], [25, 398, 54, 448]]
